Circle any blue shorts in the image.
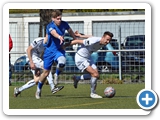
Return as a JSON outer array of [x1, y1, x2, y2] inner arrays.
[[43, 50, 65, 70]]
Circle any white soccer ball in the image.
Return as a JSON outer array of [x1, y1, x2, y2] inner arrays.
[[104, 86, 116, 98]]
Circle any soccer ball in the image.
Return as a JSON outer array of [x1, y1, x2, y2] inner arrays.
[[104, 86, 116, 98]]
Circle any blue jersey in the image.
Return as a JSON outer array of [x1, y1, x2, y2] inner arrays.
[[44, 21, 70, 53], [43, 21, 70, 70]]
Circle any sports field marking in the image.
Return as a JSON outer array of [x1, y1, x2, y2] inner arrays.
[[46, 101, 105, 109]]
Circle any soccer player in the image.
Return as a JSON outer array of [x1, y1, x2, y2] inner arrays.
[[14, 37, 64, 97], [65, 31, 114, 98], [35, 10, 76, 99]]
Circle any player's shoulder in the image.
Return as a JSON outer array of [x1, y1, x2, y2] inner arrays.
[[32, 37, 44, 45], [47, 21, 54, 28], [61, 20, 68, 24], [88, 37, 101, 42]]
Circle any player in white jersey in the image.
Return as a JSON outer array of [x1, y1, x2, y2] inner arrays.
[[65, 31, 114, 98], [14, 37, 64, 97]]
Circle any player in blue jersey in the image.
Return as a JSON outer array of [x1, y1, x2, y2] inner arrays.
[[35, 10, 76, 99]]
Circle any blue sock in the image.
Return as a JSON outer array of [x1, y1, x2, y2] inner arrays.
[[56, 69, 61, 76], [37, 81, 43, 92]]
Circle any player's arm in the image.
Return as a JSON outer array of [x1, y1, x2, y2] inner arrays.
[[26, 46, 35, 70], [43, 34, 48, 44], [63, 39, 82, 49], [67, 28, 77, 40], [74, 31, 92, 39], [50, 29, 64, 44]]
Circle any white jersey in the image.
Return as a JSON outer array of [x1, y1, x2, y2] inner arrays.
[[77, 37, 104, 58], [29, 37, 45, 58]]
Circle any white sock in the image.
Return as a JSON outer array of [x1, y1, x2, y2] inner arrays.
[[18, 79, 36, 92], [47, 72, 55, 90], [90, 77, 97, 94]]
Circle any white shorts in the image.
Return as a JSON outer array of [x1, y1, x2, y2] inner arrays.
[[75, 53, 97, 72], [26, 55, 43, 75]]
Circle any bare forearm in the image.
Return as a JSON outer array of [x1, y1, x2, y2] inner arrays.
[[27, 46, 33, 63], [79, 35, 92, 38], [68, 28, 76, 39], [63, 39, 83, 48], [70, 40, 83, 45]]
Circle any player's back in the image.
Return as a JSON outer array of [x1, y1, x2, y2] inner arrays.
[[30, 37, 45, 57]]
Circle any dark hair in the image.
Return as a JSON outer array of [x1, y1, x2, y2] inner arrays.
[[103, 31, 114, 38], [51, 9, 62, 18]]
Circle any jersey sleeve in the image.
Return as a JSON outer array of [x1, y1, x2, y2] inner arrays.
[[47, 24, 55, 34], [82, 37, 98, 46], [63, 21, 70, 30], [30, 38, 42, 48]]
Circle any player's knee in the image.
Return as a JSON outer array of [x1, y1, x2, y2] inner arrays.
[[92, 72, 99, 78], [57, 63, 65, 71]]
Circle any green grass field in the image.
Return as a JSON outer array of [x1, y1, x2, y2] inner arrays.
[[9, 83, 144, 109]]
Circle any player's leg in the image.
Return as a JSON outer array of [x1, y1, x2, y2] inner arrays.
[[85, 66, 102, 98], [54, 55, 66, 85], [47, 71, 64, 94], [35, 69, 50, 99], [14, 76, 37, 97], [14, 56, 41, 97], [72, 74, 91, 88], [35, 54, 54, 99], [73, 54, 92, 88]]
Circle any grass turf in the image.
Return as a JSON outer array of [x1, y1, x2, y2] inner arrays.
[[9, 83, 144, 109]]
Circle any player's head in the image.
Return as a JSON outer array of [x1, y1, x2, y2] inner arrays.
[[51, 10, 62, 26], [100, 31, 113, 45]]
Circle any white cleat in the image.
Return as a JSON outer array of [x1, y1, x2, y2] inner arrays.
[[14, 87, 21, 97], [35, 91, 41, 99], [54, 74, 59, 86], [51, 86, 64, 94], [90, 93, 102, 98]]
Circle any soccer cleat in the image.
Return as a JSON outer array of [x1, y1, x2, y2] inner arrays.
[[72, 75, 78, 88], [14, 87, 21, 97], [35, 91, 41, 99], [51, 86, 64, 94], [54, 74, 59, 86], [90, 93, 102, 98]]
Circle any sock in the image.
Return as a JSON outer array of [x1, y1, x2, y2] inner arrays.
[[90, 77, 97, 94], [37, 81, 44, 92], [19, 79, 36, 92], [81, 74, 91, 80], [47, 72, 55, 90], [76, 74, 91, 81], [55, 69, 61, 76]]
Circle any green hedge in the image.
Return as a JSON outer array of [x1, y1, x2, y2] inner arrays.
[[9, 9, 144, 14]]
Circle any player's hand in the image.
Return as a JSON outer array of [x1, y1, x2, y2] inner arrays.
[[30, 62, 36, 70], [74, 31, 81, 37], [59, 36, 64, 45]]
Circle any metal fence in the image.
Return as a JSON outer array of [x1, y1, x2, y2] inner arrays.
[[9, 20, 145, 85]]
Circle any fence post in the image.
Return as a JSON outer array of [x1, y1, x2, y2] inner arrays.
[[118, 26, 122, 80]]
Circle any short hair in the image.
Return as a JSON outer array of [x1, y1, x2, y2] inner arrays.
[[51, 9, 62, 18], [103, 31, 114, 38]]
